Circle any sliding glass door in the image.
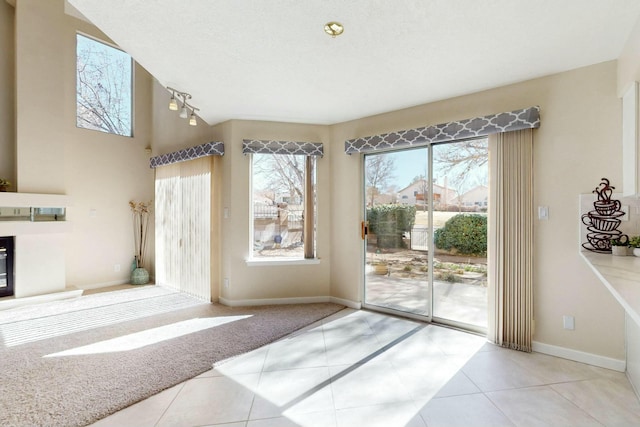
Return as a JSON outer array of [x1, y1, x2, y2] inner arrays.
[[431, 139, 488, 330], [363, 148, 431, 318], [363, 139, 488, 331]]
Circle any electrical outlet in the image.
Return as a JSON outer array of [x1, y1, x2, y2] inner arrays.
[[224, 278, 229, 289], [114, 264, 121, 272]]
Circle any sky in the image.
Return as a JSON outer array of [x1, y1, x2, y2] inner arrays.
[[367, 143, 489, 195]]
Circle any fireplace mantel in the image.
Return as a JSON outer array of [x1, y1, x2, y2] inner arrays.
[[0, 192, 72, 236], [0, 192, 71, 207], [0, 192, 72, 299]]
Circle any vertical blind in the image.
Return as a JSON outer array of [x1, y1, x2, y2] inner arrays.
[[155, 156, 212, 301], [489, 129, 534, 351]]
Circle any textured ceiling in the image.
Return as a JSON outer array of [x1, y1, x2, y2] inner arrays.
[[68, 0, 640, 126]]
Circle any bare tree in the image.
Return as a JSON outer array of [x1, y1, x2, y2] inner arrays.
[[434, 139, 488, 211], [434, 139, 488, 178], [253, 154, 305, 203], [365, 155, 395, 206], [76, 35, 132, 136]]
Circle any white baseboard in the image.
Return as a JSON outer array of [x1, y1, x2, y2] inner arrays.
[[533, 341, 626, 372], [74, 279, 130, 290], [329, 296, 361, 309], [218, 295, 359, 308], [74, 274, 156, 291], [219, 295, 331, 307]]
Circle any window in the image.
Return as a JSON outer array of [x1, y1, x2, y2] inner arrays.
[[76, 34, 133, 137], [251, 153, 316, 260]]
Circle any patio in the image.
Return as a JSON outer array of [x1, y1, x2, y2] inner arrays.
[[365, 246, 487, 328]]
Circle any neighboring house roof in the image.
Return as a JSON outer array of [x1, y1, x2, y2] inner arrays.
[[451, 185, 489, 204], [398, 179, 458, 203]]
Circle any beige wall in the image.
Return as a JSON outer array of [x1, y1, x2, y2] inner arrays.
[[330, 61, 626, 360], [0, 1, 15, 186], [618, 14, 640, 96], [150, 76, 222, 300], [13, 0, 155, 289], [151, 80, 212, 157], [215, 120, 332, 302]]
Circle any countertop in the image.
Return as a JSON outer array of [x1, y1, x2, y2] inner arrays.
[[580, 251, 640, 326]]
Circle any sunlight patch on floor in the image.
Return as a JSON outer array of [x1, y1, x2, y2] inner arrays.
[[0, 291, 204, 347], [45, 315, 252, 357]]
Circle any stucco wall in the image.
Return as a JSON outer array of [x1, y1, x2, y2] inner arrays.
[[330, 60, 626, 360]]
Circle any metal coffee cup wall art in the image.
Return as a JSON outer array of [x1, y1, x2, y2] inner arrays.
[[581, 178, 628, 253]]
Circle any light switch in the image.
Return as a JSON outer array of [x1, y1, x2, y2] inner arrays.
[[563, 315, 575, 330], [538, 206, 549, 220]]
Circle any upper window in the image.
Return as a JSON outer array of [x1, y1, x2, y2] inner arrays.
[[251, 153, 316, 260], [76, 34, 133, 137]]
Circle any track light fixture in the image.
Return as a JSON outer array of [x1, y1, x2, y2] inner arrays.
[[167, 86, 199, 126], [168, 94, 178, 111], [179, 104, 189, 119]]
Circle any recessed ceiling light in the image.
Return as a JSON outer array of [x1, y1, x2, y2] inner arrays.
[[324, 22, 344, 38]]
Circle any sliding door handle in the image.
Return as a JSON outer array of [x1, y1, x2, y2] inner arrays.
[[361, 221, 369, 240]]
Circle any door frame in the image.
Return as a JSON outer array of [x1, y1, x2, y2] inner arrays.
[[361, 141, 489, 335]]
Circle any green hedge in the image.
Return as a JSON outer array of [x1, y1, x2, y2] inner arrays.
[[434, 214, 487, 256], [367, 205, 416, 248]]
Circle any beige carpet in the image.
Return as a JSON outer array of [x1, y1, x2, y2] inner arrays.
[[0, 286, 344, 427]]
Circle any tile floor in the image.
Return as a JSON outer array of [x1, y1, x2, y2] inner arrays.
[[92, 308, 640, 427]]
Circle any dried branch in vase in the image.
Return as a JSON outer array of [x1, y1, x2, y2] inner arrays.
[[129, 200, 152, 269]]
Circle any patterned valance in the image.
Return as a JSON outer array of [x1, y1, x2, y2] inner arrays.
[[242, 139, 324, 157], [344, 106, 540, 154], [150, 141, 224, 168]]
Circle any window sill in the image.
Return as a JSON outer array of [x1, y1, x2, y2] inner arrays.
[[245, 258, 321, 267]]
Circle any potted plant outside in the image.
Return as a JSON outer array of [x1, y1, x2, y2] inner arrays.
[[611, 237, 629, 256]]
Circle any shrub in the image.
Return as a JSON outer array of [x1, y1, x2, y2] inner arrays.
[[434, 214, 487, 256], [367, 205, 416, 248], [436, 271, 461, 283]]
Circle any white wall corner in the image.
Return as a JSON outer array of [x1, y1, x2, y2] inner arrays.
[[532, 341, 626, 372]]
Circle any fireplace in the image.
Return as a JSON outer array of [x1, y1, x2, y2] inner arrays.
[[0, 237, 14, 298]]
